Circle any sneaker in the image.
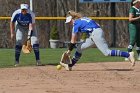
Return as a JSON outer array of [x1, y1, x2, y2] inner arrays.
[[36, 60, 42, 66], [125, 58, 129, 61], [128, 52, 135, 66], [60, 61, 72, 71], [14, 61, 19, 67], [14, 63, 19, 67]]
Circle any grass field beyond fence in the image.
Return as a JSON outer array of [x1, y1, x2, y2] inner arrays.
[[0, 48, 131, 68]]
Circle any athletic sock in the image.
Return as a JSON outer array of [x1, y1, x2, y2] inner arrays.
[[69, 51, 82, 67], [110, 50, 129, 58], [33, 44, 40, 60], [15, 45, 22, 63]]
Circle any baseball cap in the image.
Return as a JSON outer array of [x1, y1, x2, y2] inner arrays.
[[20, 4, 28, 10], [133, 0, 140, 4], [65, 16, 72, 23]]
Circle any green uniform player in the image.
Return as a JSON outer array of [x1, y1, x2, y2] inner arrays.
[[126, 0, 140, 60]]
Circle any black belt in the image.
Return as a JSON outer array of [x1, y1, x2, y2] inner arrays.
[[17, 22, 29, 27], [88, 27, 100, 33], [131, 21, 140, 24]]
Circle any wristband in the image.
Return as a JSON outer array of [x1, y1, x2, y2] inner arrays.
[[28, 30, 33, 39], [68, 43, 76, 51]]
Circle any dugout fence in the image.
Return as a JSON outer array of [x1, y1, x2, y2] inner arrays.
[[0, 17, 129, 48], [0, 17, 129, 20]]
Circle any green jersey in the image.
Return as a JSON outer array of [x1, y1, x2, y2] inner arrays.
[[128, 6, 140, 47], [129, 6, 140, 24]]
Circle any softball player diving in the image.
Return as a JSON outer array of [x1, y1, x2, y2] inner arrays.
[[60, 11, 135, 71], [10, 4, 41, 66], [125, 0, 140, 61]]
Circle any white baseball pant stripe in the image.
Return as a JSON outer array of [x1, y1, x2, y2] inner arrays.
[[15, 24, 39, 46], [77, 28, 111, 56]]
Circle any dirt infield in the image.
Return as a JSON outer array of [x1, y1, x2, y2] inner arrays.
[[0, 62, 140, 93]]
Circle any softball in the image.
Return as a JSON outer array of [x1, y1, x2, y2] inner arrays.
[[56, 65, 62, 70]]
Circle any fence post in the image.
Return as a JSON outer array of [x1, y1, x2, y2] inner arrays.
[[111, 2, 116, 47]]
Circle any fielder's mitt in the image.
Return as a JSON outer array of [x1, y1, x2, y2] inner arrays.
[[22, 40, 32, 54], [60, 51, 72, 64]]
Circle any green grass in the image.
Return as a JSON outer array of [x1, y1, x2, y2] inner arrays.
[[0, 48, 130, 68]]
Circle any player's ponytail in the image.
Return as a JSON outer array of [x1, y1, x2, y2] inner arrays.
[[67, 10, 82, 19], [131, 0, 135, 6], [132, 0, 140, 6]]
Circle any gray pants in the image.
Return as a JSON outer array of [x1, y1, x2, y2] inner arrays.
[[77, 28, 111, 56], [15, 24, 39, 46]]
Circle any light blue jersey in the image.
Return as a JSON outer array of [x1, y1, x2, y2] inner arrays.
[[72, 17, 100, 33]]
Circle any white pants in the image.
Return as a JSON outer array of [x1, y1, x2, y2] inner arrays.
[[77, 28, 111, 56], [15, 24, 39, 46]]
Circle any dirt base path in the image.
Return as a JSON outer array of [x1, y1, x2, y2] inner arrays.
[[0, 62, 140, 93]]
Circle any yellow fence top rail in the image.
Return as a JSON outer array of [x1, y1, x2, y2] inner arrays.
[[0, 17, 129, 20]]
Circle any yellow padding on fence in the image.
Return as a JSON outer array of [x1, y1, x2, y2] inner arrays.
[[0, 17, 129, 20]]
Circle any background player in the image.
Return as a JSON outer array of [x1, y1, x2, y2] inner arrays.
[[125, 0, 140, 61], [61, 10, 135, 71], [10, 4, 41, 66]]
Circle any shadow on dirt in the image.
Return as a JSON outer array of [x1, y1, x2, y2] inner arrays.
[[106, 68, 134, 71], [72, 68, 134, 71]]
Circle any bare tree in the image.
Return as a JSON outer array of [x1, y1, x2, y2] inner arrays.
[[0, 0, 131, 48]]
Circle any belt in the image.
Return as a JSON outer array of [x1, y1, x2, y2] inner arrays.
[[131, 21, 140, 24], [17, 22, 29, 27], [88, 27, 100, 33]]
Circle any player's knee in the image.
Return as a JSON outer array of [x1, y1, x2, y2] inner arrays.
[[102, 49, 111, 56], [31, 37, 38, 45], [16, 39, 22, 46]]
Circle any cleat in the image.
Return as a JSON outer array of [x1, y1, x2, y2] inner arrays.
[[128, 52, 135, 66], [14, 61, 19, 67], [125, 58, 129, 61], [14, 64, 19, 67], [36, 60, 42, 66], [60, 61, 72, 71], [36, 63, 42, 66]]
